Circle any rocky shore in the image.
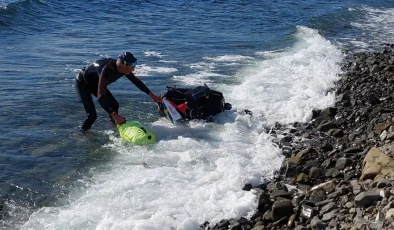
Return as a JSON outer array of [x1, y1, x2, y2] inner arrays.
[[204, 44, 394, 230]]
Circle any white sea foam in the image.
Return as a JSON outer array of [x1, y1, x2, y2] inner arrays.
[[255, 50, 287, 59], [204, 55, 254, 62], [190, 62, 216, 70], [349, 6, 394, 50], [227, 26, 343, 126], [143, 51, 164, 58], [159, 60, 179, 63], [135, 64, 178, 76], [173, 71, 226, 85], [21, 26, 342, 230]]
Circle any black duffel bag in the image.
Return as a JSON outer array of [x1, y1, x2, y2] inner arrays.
[[159, 84, 231, 120]]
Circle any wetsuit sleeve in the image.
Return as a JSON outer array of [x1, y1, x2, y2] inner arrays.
[[125, 73, 151, 95], [97, 64, 115, 114]]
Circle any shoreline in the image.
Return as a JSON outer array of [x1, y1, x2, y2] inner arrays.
[[205, 44, 394, 230]]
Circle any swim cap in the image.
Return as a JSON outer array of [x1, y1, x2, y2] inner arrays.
[[118, 52, 137, 66]]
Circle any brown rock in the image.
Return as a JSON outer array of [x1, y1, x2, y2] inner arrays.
[[360, 147, 394, 180], [374, 122, 392, 133]]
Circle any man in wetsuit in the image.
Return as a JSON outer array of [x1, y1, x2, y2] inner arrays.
[[75, 52, 162, 133]]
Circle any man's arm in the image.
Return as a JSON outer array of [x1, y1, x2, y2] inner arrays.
[[125, 72, 151, 94], [97, 64, 115, 114], [126, 73, 162, 103]]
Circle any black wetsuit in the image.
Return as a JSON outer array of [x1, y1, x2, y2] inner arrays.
[[75, 58, 151, 131]]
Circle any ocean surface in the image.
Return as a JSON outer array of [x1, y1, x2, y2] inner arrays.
[[1, 0, 393, 229]]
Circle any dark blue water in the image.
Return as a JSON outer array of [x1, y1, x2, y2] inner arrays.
[[1, 0, 394, 228]]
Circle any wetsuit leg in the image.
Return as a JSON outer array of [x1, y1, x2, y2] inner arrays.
[[75, 77, 97, 131]]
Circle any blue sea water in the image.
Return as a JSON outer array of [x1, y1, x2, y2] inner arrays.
[[1, 0, 394, 229]]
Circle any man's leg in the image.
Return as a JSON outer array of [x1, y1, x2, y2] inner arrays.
[[75, 77, 97, 131]]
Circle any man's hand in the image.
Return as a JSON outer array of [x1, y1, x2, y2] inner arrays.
[[111, 112, 126, 124], [149, 92, 162, 104]]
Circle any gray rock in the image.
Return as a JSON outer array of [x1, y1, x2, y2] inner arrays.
[[287, 214, 296, 228], [376, 179, 391, 188], [271, 199, 293, 221], [294, 225, 308, 230], [385, 208, 394, 219], [309, 189, 326, 204], [369, 221, 384, 230], [309, 180, 337, 194], [354, 191, 381, 207], [370, 64, 382, 74], [309, 167, 322, 179], [331, 168, 342, 178], [336, 93, 350, 102], [253, 221, 264, 227], [318, 121, 337, 132], [380, 190, 391, 198], [297, 184, 312, 194], [325, 168, 335, 177], [382, 202, 394, 212], [350, 180, 363, 195], [292, 193, 305, 207], [327, 128, 344, 137], [272, 216, 287, 226], [315, 199, 334, 207], [296, 173, 309, 183], [262, 210, 272, 221], [310, 216, 328, 230], [270, 190, 292, 201], [320, 202, 335, 215], [327, 191, 341, 199], [321, 107, 338, 119], [353, 216, 368, 229], [345, 202, 354, 209], [251, 226, 265, 230], [335, 158, 352, 170], [256, 189, 270, 210], [229, 219, 242, 230], [329, 218, 337, 227], [322, 209, 337, 222], [344, 147, 363, 153], [376, 211, 384, 221], [339, 195, 350, 205], [300, 204, 317, 219], [380, 130, 388, 141], [344, 170, 356, 180]]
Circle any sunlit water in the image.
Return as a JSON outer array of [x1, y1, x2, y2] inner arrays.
[[0, 0, 393, 229]]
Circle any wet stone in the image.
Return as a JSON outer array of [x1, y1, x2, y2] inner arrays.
[[271, 199, 293, 221], [320, 202, 335, 215], [329, 218, 338, 227], [309, 189, 326, 204], [296, 173, 309, 183], [322, 210, 337, 222], [309, 167, 322, 179], [300, 204, 318, 219], [292, 194, 305, 207], [376, 179, 391, 188], [354, 191, 381, 207], [273, 216, 288, 226], [344, 170, 356, 181], [345, 202, 354, 209], [315, 199, 334, 207], [270, 190, 292, 201], [335, 158, 352, 170], [318, 121, 338, 132], [287, 214, 296, 228], [344, 147, 363, 153], [310, 216, 328, 230], [229, 219, 242, 230]]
